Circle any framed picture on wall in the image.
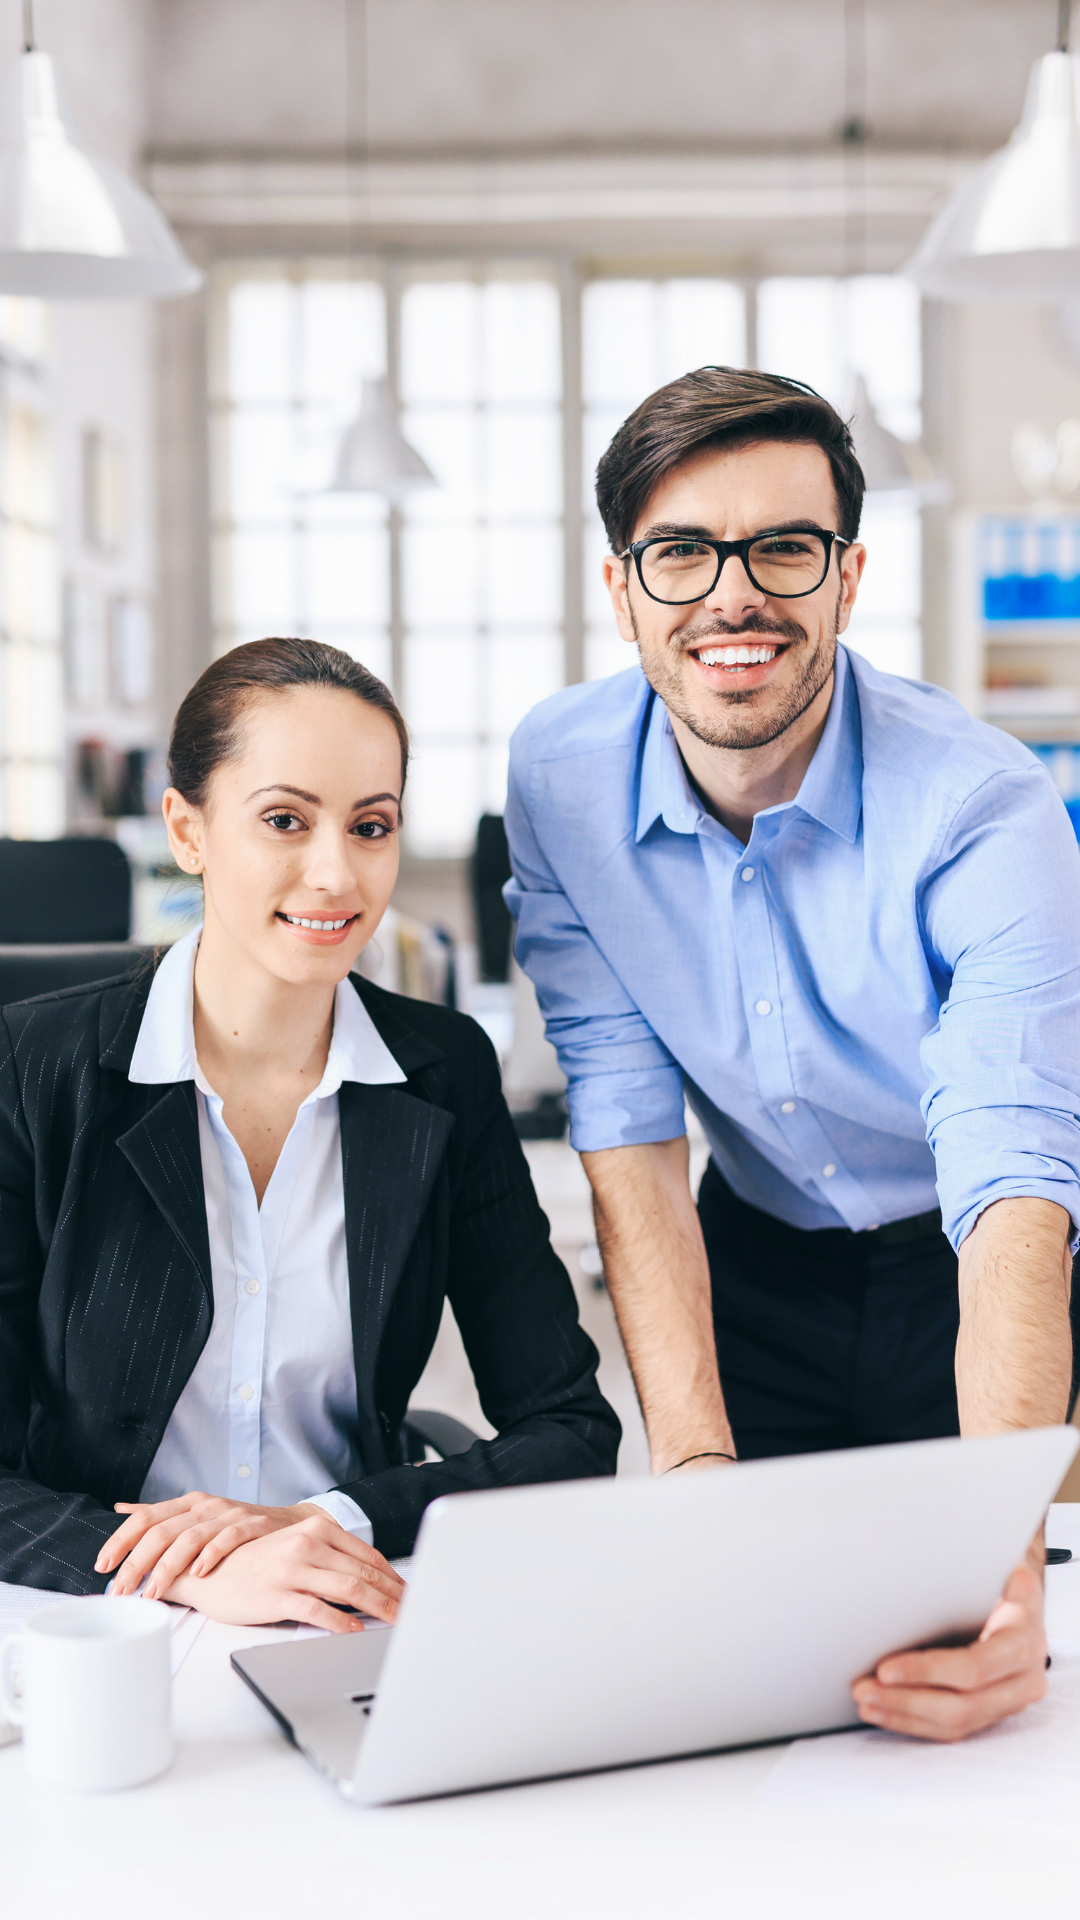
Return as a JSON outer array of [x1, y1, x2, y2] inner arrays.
[[110, 594, 155, 707]]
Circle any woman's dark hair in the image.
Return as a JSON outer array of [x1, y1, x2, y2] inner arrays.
[[595, 366, 865, 555], [168, 637, 409, 809]]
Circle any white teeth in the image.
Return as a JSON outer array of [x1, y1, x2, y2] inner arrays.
[[697, 644, 777, 669], [284, 915, 349, 930]]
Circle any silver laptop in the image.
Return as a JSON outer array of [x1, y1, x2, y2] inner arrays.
[[231, 1425, 1077, 1806]]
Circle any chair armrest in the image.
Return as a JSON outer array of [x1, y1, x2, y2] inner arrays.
[[401, 1408, 480, 1461]]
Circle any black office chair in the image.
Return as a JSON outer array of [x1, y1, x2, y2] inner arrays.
[[0, 838, 147, 1006], [400, 1409, 480, 1462], [0, 837, 132, 942]]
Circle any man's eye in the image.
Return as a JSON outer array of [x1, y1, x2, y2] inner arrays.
[[659, 541, 710, 559]]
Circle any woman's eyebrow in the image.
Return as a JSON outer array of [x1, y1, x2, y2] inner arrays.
[[246, 784, 401, 808]]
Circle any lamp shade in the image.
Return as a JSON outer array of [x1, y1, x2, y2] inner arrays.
[[906, 51, 1080, 302], [0, 49, 201, 298], [329, 377, 436, 496]]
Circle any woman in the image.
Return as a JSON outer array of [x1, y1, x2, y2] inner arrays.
[[0, 639, 619, 1632]]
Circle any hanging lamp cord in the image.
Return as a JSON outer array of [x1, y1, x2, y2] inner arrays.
[[22, 0, 34, 53], [1061, 0, 1072, 55]]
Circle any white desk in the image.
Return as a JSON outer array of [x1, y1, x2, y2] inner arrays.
[[3, 1509, 1079, 1920]]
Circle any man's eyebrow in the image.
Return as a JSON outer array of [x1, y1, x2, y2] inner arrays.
[[639, 518, 833, 540], [246, 784, 401, 809]]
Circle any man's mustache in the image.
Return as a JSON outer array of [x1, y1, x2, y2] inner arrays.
[[673, 614, 807, 650]]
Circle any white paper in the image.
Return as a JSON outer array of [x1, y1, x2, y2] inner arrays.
[[762, 1639, 1080, 1835], [0, 1581, 207, 1744]]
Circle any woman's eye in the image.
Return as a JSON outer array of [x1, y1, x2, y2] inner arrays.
[[352, 818, 392, 840], [265, 811, 303, 832]]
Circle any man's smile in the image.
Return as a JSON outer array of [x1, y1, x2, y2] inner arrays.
[[685, 636, 792, 689]]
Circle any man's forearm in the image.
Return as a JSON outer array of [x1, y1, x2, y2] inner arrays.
[[956, 1197, 1072, 1435], [581, 1137, 733, 1471]]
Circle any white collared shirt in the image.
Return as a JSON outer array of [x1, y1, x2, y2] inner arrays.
[[129, 929, 407, 1542]]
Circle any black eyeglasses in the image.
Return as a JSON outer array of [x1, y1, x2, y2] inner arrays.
[[621, 527, 850, 606]]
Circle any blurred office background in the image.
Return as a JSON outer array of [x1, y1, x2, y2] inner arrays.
[[1, 0, 1079, 1466]]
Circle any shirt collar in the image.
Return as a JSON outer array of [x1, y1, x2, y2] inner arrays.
[[634, 643, 862, 846], [127, 927, 407, 1093]]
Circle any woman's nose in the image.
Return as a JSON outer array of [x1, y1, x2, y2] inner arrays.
[[301, 827, 357, 896]]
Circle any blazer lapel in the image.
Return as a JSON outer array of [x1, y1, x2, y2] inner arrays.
[[116, 1082, 213, 1306], [339, 1079, 454, 1443]]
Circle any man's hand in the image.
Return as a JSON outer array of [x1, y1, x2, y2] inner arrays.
[[96, 1491, 331, 1597], [161, 1515, 405, 1632], [851, 1563, 1048, 1740]]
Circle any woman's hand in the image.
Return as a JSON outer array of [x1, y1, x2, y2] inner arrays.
[[161, 1514, 405, 1631], [96, 1491, 330, 1597]]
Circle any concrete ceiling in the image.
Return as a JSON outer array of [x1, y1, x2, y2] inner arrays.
[[148, 0, 1062, 160]]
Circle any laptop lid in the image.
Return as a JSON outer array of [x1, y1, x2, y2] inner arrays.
[[352, 1425, 1077, 1804]]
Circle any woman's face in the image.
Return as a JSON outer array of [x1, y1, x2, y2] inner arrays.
[[162, 685, 402, 987]]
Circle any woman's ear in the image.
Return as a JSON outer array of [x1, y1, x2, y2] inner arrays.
[[162, 788, 204, 875]]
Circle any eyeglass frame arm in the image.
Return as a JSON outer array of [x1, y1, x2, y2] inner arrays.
[[618, 527, 851, 605]]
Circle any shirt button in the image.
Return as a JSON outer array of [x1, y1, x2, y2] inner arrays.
[[740, 867, 755, 882], [823, 1164, 837, 1178], [781, 1101, 795, 1113], [244, 1278, 260, 1295], [235, 1464, 252, 1479], [237, 1383, 254, 1402], [755, 999, 772, 1016]]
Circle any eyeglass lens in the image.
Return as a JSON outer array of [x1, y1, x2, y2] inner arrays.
[[640, 531, 829, 603]]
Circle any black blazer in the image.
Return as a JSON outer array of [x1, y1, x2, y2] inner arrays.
[[0, 968, 619, 1591]]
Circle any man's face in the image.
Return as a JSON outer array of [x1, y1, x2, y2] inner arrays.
[[603, 439, 865, 752]]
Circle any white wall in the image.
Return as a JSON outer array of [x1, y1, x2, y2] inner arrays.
[[0, 0, 162, 804]]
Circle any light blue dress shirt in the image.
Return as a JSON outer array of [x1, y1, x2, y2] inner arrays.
[[130, 930, 407, 1538], [504, 645, 1080, 1253]]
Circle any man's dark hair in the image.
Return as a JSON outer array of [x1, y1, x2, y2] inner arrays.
[[595, 366, 865, 556]]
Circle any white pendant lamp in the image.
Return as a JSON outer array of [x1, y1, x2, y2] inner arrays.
[[907, 5, 1080, 303], [0, 1, 201, 300], [328, 376, 436, 497]]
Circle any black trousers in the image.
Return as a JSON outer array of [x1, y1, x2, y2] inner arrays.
[[698, 1161, 1080, 1462]]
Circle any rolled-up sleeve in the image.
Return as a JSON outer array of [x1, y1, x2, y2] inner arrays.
[[504, 748, 686, 1152], [919, 766, 1080, 1251]]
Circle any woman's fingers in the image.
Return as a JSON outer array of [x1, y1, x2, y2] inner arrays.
[[189, 1518, 276, 1579], [96, 1496, 195, 1574], [293, 1535, 405, 1625], [144, 1516, 273, 1598]]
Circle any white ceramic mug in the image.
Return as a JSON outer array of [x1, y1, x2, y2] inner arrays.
[[0, 1596, 173, 1791]]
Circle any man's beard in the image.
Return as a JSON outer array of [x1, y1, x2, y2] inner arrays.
[[631, 599, 839, 751]]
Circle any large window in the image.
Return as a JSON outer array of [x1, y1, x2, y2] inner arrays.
[[399, 276, 563, 855], [0, 299, 62, 837], [212, 267, 922, 856]]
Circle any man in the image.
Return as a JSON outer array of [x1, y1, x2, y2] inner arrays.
[[504, 366, 1080, 1742]]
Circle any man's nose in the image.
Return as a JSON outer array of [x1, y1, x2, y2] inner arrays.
[[700, 552, 767, 620]]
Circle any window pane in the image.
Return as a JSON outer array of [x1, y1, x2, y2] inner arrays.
[[404, 524, 480, 626], [219, 411, 295, 522], [405, 741, 481, 856], [586, 627, 634, 682], [583, 282, 659, 406], [221, 530, 296, 626], [303, 526, 390, 625], [488, 634, 563, 734], [228, 280, 292, 403], [483, 282, 561, 402], [402, 284, 477, 403], [405, 635, 479, 737], [485, 411, 561, 518], [660, 280, 746, 383], [401, 410, 478, 521], [486, 524, 561, 626], [299, 280, 385, 410], [757, 278, 844, 401]]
